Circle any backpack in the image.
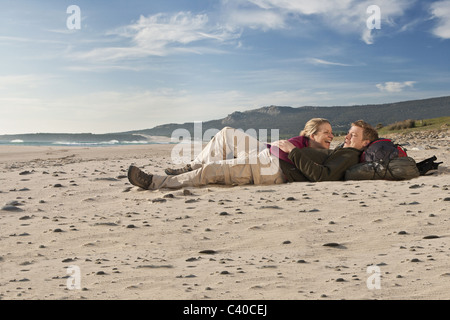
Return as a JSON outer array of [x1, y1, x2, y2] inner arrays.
[[345, 157, 420, 181], [345, 138, 419, 181], [361, 138, 407, 163]]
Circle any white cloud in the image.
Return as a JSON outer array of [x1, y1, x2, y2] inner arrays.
[[226, 9, 285, 30], [70, 1, 417, 64], [75, 12, 240, 62], [248, 0, 352, 15], [376, 81, 416, 92], [430, 0, 450, 39], [0, 35, 67, 45], [361, 28, 375, 45], [0, 74, 53, 90], [308, 58, 353, 67], [398, 18, 423, 33], [224, 0, 413, 44]]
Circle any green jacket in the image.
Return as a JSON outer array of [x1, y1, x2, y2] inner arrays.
[[279, 147, 362, 182]]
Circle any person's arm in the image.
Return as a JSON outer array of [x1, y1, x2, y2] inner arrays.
[[288, 147, 360, 182], [274, 140, 296, 153]]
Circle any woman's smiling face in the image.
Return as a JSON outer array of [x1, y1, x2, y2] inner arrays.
[[310, 122, 334, 149]]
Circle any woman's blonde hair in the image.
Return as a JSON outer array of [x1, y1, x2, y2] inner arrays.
[[300, 118, 331, 137]]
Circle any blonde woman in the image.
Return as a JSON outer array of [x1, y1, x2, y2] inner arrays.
[[270, 118, 333, 166]]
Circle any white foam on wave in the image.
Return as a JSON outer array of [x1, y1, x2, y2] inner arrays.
[[52, 140, 120, 146], [122, 140, 150, 144], [50, 140, 157, 146]]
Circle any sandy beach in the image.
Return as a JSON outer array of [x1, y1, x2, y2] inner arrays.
[[1, 133, 449, 300]]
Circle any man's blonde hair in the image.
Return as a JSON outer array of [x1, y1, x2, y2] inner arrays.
[[300, 118, 331, 137]]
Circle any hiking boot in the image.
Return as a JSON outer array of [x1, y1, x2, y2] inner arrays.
[[164, 164, 193, 176], [127, 165, 153, 189]]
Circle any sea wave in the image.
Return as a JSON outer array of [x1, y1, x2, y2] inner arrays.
[[122, 140, 153, 144], [0, 139, 173, 147], [52, 140, 121, 146]]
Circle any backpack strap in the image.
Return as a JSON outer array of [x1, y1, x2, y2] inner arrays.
[[397, 146, 407, 157]]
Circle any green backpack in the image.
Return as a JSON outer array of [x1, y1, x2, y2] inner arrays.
[[345, 156, 420, 181]]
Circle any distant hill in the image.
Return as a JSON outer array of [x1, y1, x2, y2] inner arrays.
[[125, 95, 450, 139], [1, 95, 449, 143]]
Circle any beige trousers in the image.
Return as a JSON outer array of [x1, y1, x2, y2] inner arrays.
[[188, 127, 270, 169], [150, 148, 286, 189]]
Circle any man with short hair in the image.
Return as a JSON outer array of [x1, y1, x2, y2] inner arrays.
[[278, 120, 378, 182], [127, 120, 378, 189]]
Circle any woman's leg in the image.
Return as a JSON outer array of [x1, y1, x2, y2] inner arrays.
[[165, 127, 268, 175], [154, 149, 284, 189]]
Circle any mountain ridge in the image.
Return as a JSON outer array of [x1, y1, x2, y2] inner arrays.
[[124, 95, 450, 138], [1, 95, 449, 142]]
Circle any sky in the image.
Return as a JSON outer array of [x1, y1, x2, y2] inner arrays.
[[0, 0, 449, 134]]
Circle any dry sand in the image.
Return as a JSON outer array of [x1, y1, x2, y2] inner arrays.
[[0, 134, 449, 300]]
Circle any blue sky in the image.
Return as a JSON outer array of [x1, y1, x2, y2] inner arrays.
[[1, 0, 449, 134]]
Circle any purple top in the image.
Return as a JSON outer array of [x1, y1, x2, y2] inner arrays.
[[269, 136, 310, 165]]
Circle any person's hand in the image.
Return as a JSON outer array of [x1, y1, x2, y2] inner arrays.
[[274, 140, 296, 153]]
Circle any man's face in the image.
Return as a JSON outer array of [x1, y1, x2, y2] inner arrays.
[[343, 126, 370, 150]]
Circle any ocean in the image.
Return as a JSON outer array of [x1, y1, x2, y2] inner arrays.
[[0, 133, 175, 147], [0, 139, 173, 147]]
